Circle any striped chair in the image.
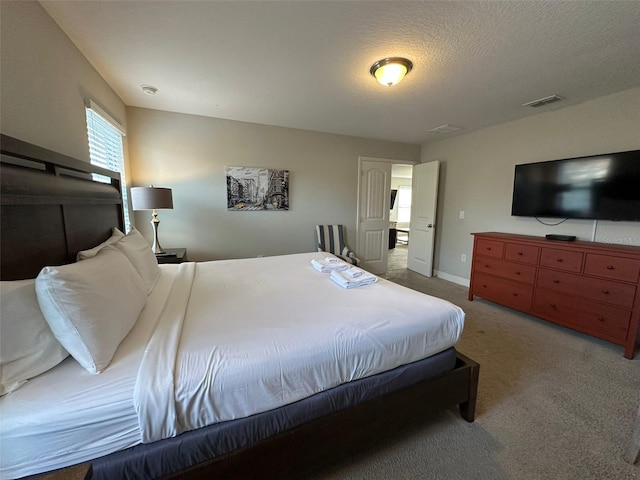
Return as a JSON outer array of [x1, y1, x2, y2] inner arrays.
[[315, 225, 360, 266]]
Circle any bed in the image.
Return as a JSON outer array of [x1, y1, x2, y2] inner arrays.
[[0, 134, 479, 480]]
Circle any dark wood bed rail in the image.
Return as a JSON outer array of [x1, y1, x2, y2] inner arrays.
[[1, 134, 124, 280]]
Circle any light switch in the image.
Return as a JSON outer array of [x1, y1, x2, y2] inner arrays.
[[459, 210, 465, 219]]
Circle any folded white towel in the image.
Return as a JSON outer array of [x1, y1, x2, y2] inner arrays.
[[330, 269, 378, 289], [311, 258, 349, 273], [325, 256, 339, 263], [343, 267, 365, 279]]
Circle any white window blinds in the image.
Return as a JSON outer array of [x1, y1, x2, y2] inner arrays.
[[85, 100, 130, 231]]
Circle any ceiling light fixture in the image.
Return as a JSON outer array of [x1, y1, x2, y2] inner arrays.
[[141, 85, 158, 96], [370, 57, 413, 87]]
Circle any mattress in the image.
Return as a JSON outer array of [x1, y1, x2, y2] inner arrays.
[[94, 347, 458, 480], [0, 252, 464, 479], [135, 253, 465, 443]]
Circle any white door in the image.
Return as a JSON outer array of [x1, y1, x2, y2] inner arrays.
[[407, 161, 439, 276], [357, 160, 391, 274]]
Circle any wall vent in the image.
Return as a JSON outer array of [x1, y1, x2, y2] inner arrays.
[[428, 124, 462, 134], [522, 94, 563, 108]]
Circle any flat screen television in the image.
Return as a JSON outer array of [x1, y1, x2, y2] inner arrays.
[[511, 150, 640, 221]]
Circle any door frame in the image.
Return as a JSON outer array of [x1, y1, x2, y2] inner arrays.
[[356, 156, 417, 272]]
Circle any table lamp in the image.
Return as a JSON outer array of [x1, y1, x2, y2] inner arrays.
[[130, 186, 174, 254]]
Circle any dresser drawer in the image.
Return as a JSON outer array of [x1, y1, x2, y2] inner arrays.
[[474, 258, 536, 284], [475, 239, 504, 258], [584, 253, 640, 283], [472, 272, 533, 311], [504, 243, 539, 265], [537, 268, 637, 309], [471, 232, 640, 358], [540, 248, 583, 272], [533, 290, 631, 342]]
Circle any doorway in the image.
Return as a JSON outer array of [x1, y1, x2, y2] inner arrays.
[[356, 157, 417, 274], [357, 158, 439, 276]]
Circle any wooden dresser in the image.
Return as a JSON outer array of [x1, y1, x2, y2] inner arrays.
[[468, 232, 640, 359]]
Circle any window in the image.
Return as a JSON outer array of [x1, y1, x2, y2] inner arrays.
[[85, 100, 130, 230], [397, 185, 412, 223]]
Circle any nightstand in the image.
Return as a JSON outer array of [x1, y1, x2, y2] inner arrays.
[[155, 248, 187, 264]]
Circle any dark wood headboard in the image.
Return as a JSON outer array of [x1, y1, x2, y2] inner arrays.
[[1, 134, 125, 280]]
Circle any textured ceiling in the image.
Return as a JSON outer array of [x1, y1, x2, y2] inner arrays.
[[40, 1, 640, 145]]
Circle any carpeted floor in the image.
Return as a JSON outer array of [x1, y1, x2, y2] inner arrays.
[[309, 245, 640, 480]]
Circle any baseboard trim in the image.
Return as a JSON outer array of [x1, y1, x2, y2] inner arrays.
[[434, 270, 470, 288]]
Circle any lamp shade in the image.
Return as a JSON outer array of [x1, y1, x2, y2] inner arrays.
[[130, 187, 173, 210]]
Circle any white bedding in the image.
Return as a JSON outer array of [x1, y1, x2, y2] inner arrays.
[[0, 252, 464, 478], [0, 267, 180, 479]]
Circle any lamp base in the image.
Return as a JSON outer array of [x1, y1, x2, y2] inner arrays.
[[152, 244, 166, 254], [151, 210, 165, 254]]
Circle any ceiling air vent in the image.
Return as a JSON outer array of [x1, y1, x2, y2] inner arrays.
[[428, 124, 462, 134], [522, 94, 562, 108]]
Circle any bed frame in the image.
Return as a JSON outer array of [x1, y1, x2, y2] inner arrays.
[[0, 134, 123, 281], [1, 134, 479, 479]]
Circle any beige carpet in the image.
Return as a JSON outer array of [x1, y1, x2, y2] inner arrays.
[[310, 245, 639, 480]]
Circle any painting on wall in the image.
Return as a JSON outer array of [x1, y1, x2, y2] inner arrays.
[[226, 166, 290, 211]]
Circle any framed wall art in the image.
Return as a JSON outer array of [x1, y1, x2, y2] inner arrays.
[[226, 166, 289, 211]]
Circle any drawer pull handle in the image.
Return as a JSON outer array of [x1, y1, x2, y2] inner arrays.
[[486, 247, 492, 251], [602, 289, 609, 295], [606, 265, 614, 270], [597, 316, 605, 322], [550, 303, 557, 309], [512, 293, 518, 297], [556, 258, 563, 262], [553, 280, 560, 284], [482, 284, 487, 288], [517, 252, 523, 256], [515, 271, 521, 275], [484, 264, 490, 268]]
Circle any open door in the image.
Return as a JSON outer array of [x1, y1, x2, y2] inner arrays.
[[407, 161, 439, 277], [356, 159, 391, 274]]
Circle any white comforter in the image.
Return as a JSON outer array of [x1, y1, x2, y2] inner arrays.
[[134, 252, 464, 443], [1, 252, 464, 478]]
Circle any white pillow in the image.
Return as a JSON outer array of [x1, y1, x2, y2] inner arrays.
[[111, 227, 160, 295], [0, 280, 69, 395], [76, 227, 125, 261], [36, 246, 147, 374]]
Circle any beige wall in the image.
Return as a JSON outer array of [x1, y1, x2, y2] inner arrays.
[[0, 1, 421, 262], [423, 87, 640, 284], [127, 107, 420, 261], [0, 1, 126, 161]]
